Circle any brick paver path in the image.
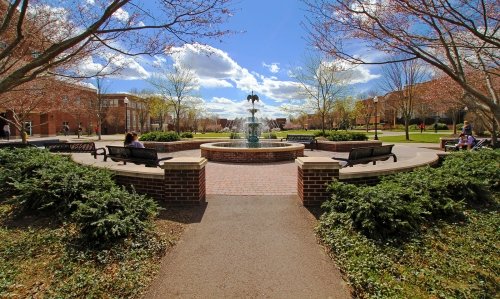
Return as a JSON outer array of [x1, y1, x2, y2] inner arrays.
[[206, 162, 297, 195]]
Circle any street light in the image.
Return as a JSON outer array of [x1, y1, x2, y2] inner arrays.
[[124, 97, 129, 133], [373, 96, 379, 140]]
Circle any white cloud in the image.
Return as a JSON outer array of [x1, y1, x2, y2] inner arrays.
[[262, 62, 280, 73], [169, 44, 302, 101], [85, 0, 95, 5], [198, 78, 233, 88], [112, 8, 129, 23], [76, 53, 150, 80], [204, 97, 290, 119], [212, 97, 235, 104], [342, 64, 381, 84]]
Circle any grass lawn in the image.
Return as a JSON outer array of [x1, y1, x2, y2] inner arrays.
[[379, 133, 452, 143], [0, 203, 192, 298]]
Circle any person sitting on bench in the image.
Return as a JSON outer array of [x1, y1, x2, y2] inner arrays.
[[124, 132, 145, 148], [455, 133, 474, 150]]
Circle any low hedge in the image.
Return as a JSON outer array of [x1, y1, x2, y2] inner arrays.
[[319, 150, 499, 298], [327, 132, 368, 141], [139, 131, 180, 142], [313, 131, 368, 141], [0, 148, 158, 244], [180, 132, 193, 138], [323, 150, 499, 240]]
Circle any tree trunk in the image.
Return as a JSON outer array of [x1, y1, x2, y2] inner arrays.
[[98, 117, 102, 140], [321, 114, 326, 134], [452, 112, 457, 135], [404, 118, 410, 141], [491, 118, 498, 148]]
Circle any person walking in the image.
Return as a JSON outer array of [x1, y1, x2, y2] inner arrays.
[[419, 123, 425, 133], [3, 123, 10, 140], [63, 124, 69, 136]]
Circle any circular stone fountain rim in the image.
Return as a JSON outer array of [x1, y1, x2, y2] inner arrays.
[[200, 142, 305, 152]]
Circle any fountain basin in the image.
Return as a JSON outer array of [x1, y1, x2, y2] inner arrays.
[[200, 142, 304, 163]]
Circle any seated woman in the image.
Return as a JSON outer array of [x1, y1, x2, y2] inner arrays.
[[124, 132, 145, 148], [456, 133, 474, 150]]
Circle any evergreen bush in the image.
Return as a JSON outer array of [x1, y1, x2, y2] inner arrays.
[[323, 150, 499, 240], [0, 148, 159, 244], [180, 132, 193, 138], [139, 131, 180, 142]]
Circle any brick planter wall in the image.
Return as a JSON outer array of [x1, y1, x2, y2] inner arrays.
[[161, 158, 207, 205], [115, 174, 165, 201], [296, 157, 341, 207], [144, 139, 226, 153], [201, 147, 304, 163], [112, 158, 207, 206], [317, 140, 382, 152], [145, 139, 382, 153]]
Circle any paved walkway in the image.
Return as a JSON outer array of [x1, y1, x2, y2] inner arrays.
[[146, 195, 350, 298]]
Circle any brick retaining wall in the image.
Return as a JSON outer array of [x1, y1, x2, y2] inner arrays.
[[144, 139, 225, 152], [115, 174, 165, 201], [201, 148, 303, 163], [145, 139, 382, 153], [111, 158, 207, 206]]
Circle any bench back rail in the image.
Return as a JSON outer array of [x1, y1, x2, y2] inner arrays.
[[333, 144, 397, 167]]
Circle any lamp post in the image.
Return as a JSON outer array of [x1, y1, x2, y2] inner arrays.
[[124, 97, 129, 133], [373, 96, 379, 140]]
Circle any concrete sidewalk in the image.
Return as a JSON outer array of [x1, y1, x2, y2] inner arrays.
[[146, 195, 350, 298]]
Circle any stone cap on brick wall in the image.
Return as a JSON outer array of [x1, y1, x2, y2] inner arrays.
[[295, 157, 341, 170], [161, 157, 208, 170], [339, 152, 439, 179]]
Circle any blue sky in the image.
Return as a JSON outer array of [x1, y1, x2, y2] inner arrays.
[[88, 0, 382, 119]]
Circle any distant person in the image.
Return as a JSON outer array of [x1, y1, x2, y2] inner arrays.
[[462, 120, 472, 136], [455, 133, 475, 150], [63, 124, 69, 136], [124, 132, 145, 148], [3, 123, 10, 140], [419, 123, 425, 133], [433, 123, 438, 133]]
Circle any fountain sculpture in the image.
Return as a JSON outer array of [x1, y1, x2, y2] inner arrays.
[[200, 92, 304, 163], [246, 91, 260, 146]]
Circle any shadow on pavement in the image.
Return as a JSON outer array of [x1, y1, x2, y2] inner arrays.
[[156, 202, 207, 224]]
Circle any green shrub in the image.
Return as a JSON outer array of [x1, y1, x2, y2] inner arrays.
[[261, 132, 277, 139], [72, 187, 158, 243], [323, 150, 499, 240], [180, 132, 193, 138], [230, 132, 241, 139], [327, 132, 368, 141], [139, 131, 180, 142], [0, 148, 159, 244]]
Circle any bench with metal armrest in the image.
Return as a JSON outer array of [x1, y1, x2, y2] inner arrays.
[[332, 144, 397, 167], [281, 134, 318, 151]]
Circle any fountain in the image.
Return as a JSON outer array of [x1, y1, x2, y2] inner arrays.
[[246, 91, 261, 146], [200, 92, 304, 163]]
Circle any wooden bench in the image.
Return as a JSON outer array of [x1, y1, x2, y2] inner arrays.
[[281, 134, 318, 151], [104, 146, 173, 167], [332, 144, 397, 167], [44, 142, 105, 159]]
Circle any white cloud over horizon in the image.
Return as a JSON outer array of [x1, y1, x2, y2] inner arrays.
[[168, 44, 303, 102]]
